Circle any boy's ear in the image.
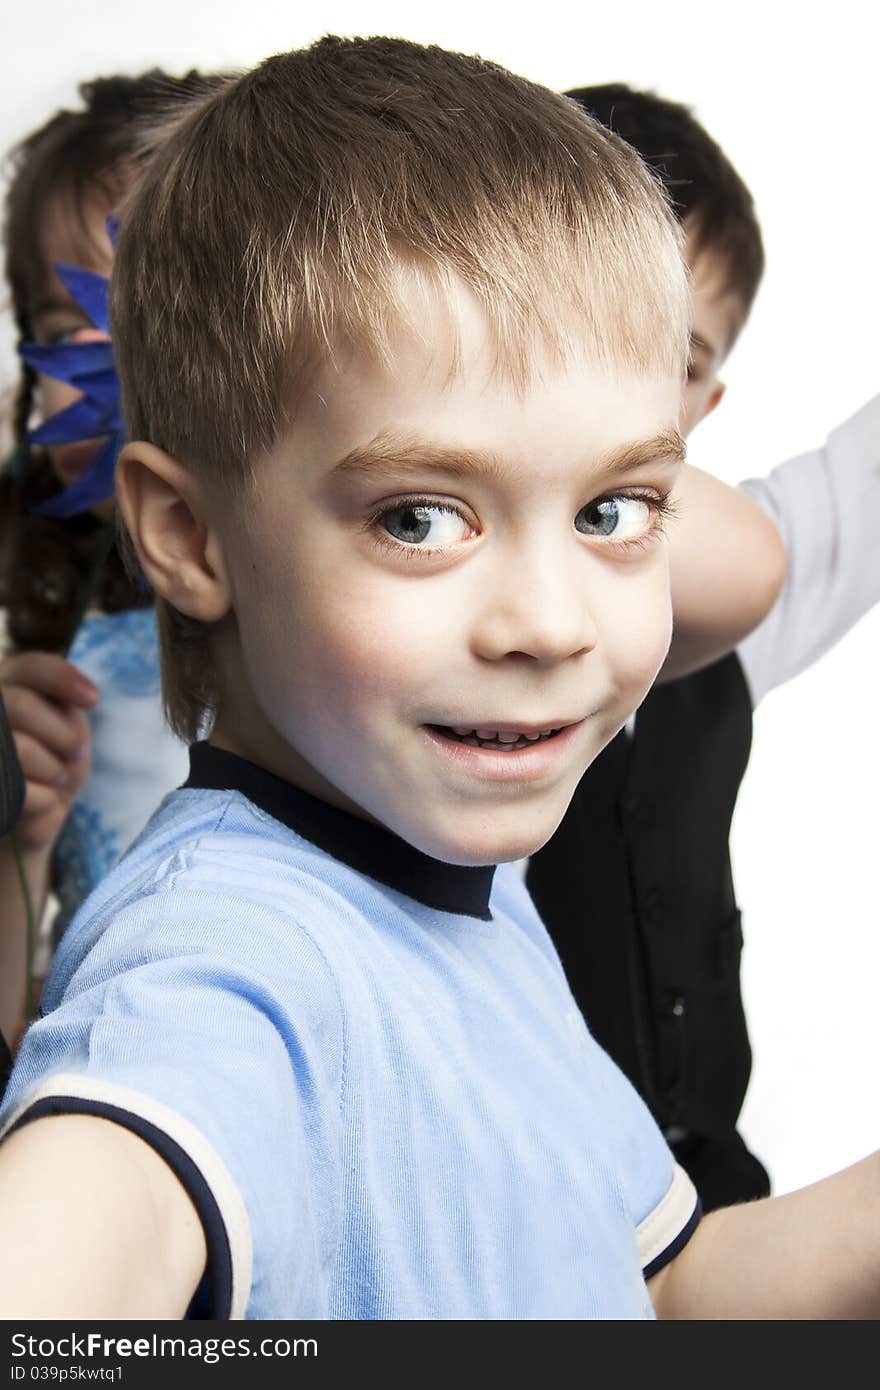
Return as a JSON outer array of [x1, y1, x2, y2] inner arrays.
[[115, 442, 232, 622], [699, 380, 726, 424]]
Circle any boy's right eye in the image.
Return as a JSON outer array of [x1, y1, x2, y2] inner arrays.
[[378, 501, 474, 548]]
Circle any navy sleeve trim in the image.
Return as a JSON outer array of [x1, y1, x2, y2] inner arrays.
[[637, 1162, 702, 1279], [6, 1096, 233, 1320], [642, 1194, 702, 1281]]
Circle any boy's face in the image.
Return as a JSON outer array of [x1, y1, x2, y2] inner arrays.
[[208, 278, 684, 865], [679, 224, 744, 438]]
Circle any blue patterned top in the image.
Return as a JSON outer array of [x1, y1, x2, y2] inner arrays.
[[51, 608, 189, 937]]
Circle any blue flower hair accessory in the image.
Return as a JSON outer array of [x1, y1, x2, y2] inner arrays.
[[18, 218, 123, 518]]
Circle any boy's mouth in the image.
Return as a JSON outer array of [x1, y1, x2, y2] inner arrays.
[[428, 723, 567, 752]]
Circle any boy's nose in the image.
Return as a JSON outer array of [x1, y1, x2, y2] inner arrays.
[[470, 547, 599, 665]]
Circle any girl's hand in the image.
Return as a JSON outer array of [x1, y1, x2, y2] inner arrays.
[[0, 652, 98, 853]]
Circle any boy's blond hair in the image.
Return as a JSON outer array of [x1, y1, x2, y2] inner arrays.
[[111, 36, 689, 741]]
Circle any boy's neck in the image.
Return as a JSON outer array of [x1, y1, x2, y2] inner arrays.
[[209, 726, 369, 822], [208, 613, 399, 832]]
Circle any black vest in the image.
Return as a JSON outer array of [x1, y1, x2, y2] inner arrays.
[[527, 651, 770, 1210]]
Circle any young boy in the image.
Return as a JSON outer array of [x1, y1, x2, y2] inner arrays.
[[0, 39, 874, 1321], [527, 84, 880, 1212]]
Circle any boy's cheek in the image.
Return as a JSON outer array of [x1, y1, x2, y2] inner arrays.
[[630, 608, 674, 698], [236, 582, 415, 738], [680, 374, 722, 436], [600, 562, 673, 698]]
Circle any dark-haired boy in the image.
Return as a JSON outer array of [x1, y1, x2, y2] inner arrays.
[[0, 40, 875, 1320], [528, 83, 880, 1211]]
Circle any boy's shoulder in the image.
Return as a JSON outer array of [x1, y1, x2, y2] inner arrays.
[[39, 783, 344, 1020], [45, 774, 551, 1015], [59, 781, 306, 919]]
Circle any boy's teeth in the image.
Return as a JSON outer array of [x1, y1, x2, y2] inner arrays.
[[441, 724, 562, 748], [439, 722, 564, 749]]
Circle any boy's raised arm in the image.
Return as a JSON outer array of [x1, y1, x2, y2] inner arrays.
[[649, 1150, 880, 1319], [0, 1114, 205, 1317], [662, 463, 787, 682]]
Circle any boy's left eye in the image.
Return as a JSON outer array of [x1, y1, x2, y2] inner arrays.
[[575, 494, 654, 542]]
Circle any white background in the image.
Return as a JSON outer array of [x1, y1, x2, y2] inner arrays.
[[2, 0, 878, 1197]]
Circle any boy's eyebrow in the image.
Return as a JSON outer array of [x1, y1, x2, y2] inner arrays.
[[593, 428, 686, 479], [330, 429, 685, 487]]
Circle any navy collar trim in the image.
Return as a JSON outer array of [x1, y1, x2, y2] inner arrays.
[[184, 742, 496, 921]]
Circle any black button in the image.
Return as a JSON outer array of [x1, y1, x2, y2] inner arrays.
[[661, 989, 686, 1019]]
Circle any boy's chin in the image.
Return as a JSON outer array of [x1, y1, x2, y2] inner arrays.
[[403, 813, 564, 869]]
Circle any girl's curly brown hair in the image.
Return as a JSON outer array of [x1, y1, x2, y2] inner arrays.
[[1, 69, 223, 653]]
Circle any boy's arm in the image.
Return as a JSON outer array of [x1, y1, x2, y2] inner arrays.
[[0, 1114, 205, 1317], [736, 393, 880, 706], [649, 1151, 880, 1319], [661, 463, 787, 683]]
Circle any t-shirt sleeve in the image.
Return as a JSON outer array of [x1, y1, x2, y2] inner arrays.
[[736, 394, 880, 707], [0, 887, 345, 1320], [588, 1038, 701, 1281]]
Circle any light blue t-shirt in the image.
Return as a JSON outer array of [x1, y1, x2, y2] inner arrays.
[[1, 745, 698, 1319]]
